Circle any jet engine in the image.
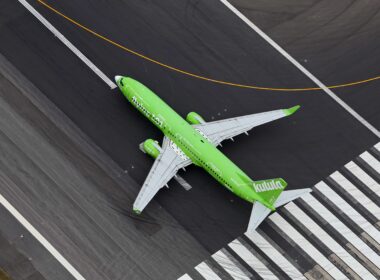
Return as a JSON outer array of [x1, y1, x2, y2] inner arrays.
[[186, 112, 205, 125], [142, 139, 161, 159]]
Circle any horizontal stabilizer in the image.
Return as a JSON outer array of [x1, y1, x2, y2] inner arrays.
[[275, 188, 312, 207], [247, 202, 271, 233], [246, 188, 312, 233]]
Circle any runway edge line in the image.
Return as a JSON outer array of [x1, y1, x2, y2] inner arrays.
[[0, 193, 86, 280], [17, 0, 116, 89], [219, 0, 380, 139]]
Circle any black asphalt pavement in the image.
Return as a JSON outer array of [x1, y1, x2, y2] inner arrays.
[[0, 0, 379, 279], [229, 0, 380, 129], [0, 205, 62, 280]]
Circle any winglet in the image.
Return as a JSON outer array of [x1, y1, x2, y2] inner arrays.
[[283, 105, 300, 116]]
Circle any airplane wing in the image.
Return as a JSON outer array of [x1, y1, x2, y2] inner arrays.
[[194, 106, 299, 146], [133, 136, 191, 213]]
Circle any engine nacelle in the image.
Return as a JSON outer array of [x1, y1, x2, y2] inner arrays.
[[143, 139, 161, 159], [186, 112, 205, 125]]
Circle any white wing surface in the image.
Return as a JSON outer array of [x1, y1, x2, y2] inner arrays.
[[133, 137, 191, 213], [194, 106, 299, 145]]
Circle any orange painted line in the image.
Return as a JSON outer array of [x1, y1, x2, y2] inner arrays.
[[37, 0, 380, 92]]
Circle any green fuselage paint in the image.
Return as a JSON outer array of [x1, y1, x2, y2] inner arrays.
[[117, 77, 282, 208]]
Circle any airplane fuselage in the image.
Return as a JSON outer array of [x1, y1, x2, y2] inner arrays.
[[118, 77, 262, 204]]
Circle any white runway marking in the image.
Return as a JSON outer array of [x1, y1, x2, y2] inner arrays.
[[228, 239, 278, 280], [286, 202, 375, 279], [177, 274, 193, 280], [212, 250, 251, 280], [316, 181, 380, 244], [301, 193, 380, 269], [195, 262, 222, 280], [18, 0, 117, 89], [218, 0, 380, 139], [269, 212, 347, 280], [0, 194, 86, 280], [245, 231, 306, 280], [375, 142, 380, 152], [330, 171, 380, 220], [345, 161, 380, 195], [360, 151, 380, 175]]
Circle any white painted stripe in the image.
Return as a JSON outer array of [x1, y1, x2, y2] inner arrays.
[[316, 181, 380, 244], [345, 161, 380, 195], [177, 274, 193, 280], [360, 151, 380, 175], [285, 202, 375, 279], [375, 142, 380, 152], [195, 262, 222, 280], [218, 0, 380, 138], [18, 0, 117, 89], [269, 212, 346, 279], [301, 193, 380, 269], [228, 239, 278, 280], [330, 171, 380, 220], [0, 194, 86, 280], [212, 250, 251, 280], [245, 232, 306, 280]]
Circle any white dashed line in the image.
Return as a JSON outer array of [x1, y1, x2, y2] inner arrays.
[[0, 194, 86, 280], [18, 0, 117, 89], [219, 0, 380, 139]]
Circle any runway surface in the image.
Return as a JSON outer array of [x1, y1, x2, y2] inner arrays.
[[0, 205, 59, 280], [0, 0, 379, 279]]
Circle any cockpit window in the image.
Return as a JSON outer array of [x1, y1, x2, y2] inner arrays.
[[119, 79, 124, 86]]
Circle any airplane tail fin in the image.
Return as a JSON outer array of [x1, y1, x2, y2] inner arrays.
[[247, 180, 312, 233], [252, 178, 288, 210]]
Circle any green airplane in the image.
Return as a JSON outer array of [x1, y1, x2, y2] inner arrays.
[[115, 75, 311, 232]]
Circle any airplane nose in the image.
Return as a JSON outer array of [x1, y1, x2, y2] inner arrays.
[[114, 75, 122, 83]]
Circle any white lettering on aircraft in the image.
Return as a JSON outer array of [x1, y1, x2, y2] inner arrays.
[[253, 180, 284, 193], [132, 96, 163, 127]]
